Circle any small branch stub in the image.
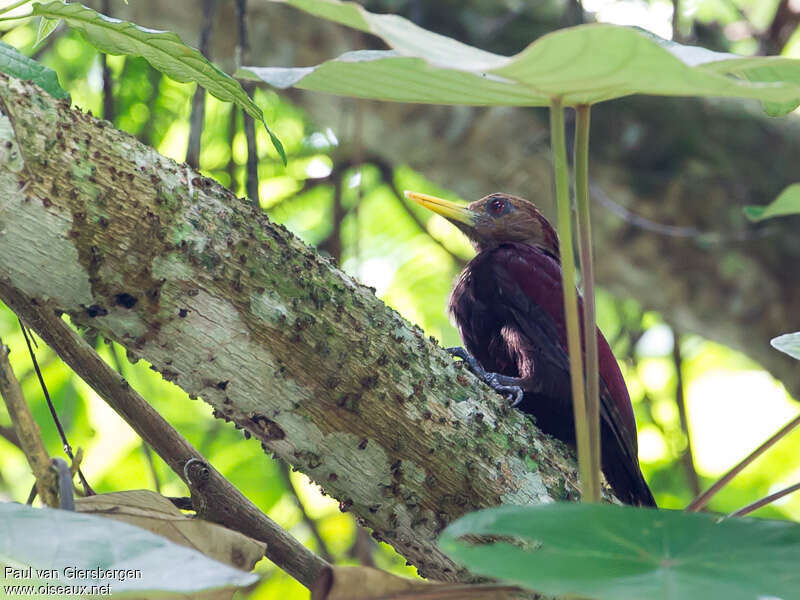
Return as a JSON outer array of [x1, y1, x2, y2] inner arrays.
[[0, 340, 60, 508]]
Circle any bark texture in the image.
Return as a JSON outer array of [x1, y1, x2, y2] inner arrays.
[[105, 0, 800, 399], [0, 75, 598, 581]]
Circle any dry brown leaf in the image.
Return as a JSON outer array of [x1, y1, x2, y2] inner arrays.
[[75, 489, 265, 600], [311, 566, 527, 600]]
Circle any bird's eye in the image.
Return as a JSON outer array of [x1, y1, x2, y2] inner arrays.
[[487, 197, 506, 216]]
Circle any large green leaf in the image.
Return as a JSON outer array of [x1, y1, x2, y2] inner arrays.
[[439, 503, 800, 600], [239, 51, 539, 106], [744, 183, 800, 221], [0, 502, 258, 594], [771, 332, 800, 360], [247, 0, 800, 112], [0, 40, 68, 99], [32, 1, 286, 163]]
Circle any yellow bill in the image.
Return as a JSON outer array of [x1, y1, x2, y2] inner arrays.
[[404, 191, 476, 226]]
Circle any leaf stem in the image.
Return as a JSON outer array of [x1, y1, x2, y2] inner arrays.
[[728, 481, 800, 518], [551, 100, 597, 503], [574, 103, 601, 496], [686, 411, 800, 511]]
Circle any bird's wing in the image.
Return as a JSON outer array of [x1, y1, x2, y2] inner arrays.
[[492, 244, 641, 463]]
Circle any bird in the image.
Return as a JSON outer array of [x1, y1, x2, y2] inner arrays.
[[405, 190, 656, 507]]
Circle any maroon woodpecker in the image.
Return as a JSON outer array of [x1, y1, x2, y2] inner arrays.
[[406, 190, 656, 507]]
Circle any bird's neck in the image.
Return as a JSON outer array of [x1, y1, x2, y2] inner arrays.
[[473, 239, 560, 262]]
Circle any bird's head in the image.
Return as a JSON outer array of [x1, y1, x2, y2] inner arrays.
[[405, 191, 560, 257]]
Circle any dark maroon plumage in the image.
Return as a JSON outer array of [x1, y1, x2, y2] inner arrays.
[[406, 190, 655, 506]]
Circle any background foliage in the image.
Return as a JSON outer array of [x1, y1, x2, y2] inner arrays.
[[1, 0, 800, 597]]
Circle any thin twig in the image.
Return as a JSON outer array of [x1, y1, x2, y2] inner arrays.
[[352, 101, 363, 275], [236, 0, 260, 206], [138, 68, 163, 146], [227, 106, 239, 193], [0, 339, 59, 507], [0, 283, 329, 588], [672, 0, 680, 41], [318, 173, 345, 263], [686, 412, 800, 511], [350, 527, 377, 567], [186, 0, 217, 169], [278, 460, 334, 563], [242, 89, 259, 205], [728, 482, 800, 518], [19, 320, 94, 496], [672, 328, 700, 496], [100, 0, 114, 124], [761, 0, 800, 55], [109, 341, 162, 492], [591, 181, 768, 242]]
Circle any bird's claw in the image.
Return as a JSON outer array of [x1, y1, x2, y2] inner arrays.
[[484, 373, 524, 407], [448, 346, 523, 407], [446, 346, 484, 375]]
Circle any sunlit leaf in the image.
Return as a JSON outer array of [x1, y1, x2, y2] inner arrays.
[[440, 503, 800, 600], [250, 0, 800, 112], [32, 0, 285, 163], [744, 183, 800, 221], [0, 502, 258, 594], [238, 51, 536, 106], [771, 332, 800, 360], [35, 17, 60, 48], [0, 40, 68, 99]]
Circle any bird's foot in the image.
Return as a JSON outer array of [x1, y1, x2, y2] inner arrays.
[[447, 346, 524, 407]]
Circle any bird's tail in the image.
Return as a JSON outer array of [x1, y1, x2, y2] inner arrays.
[[632, 474, 657, 507], [603, 454, 658, 507]]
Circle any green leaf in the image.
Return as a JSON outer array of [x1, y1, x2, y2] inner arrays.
[[238, 51, 539, 106], [253, 0, 800, 112], [35, 16, 59, 48], [32, 1, 286, 163], [276, 0, 369, 32], [771, 332, 800, 360], [0, 40, 68, 99], [744, 183, 800, 221], [702, 56, 800, 115], [0, 502, 258, 593], [439, 503, 800, 600]]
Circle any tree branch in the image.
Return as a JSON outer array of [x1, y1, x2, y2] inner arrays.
[[0, 338, 60, 507], [100, 0, 114, 124], [0, 74, 595, 581], [672, 328, 700, 497], [236, 0, 260, 206], [278, 460, 335, 563], [186, 0, 217, 169], [0, 282, 328, 588]]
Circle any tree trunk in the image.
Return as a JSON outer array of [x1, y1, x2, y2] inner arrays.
[[0, 74, 596, 581]]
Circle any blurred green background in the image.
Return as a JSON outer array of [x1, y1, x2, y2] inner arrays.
[[1, 0, 800, 597]]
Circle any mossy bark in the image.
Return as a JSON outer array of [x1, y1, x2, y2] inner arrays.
[[0, 75, 602, 581]]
